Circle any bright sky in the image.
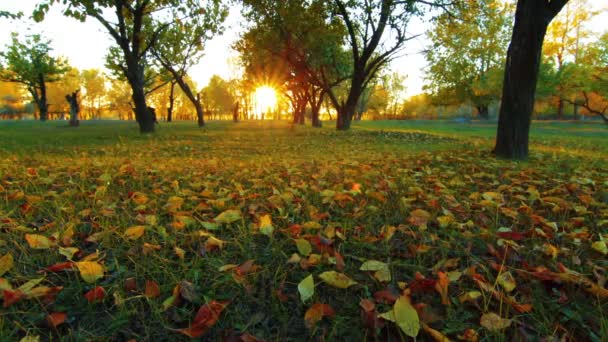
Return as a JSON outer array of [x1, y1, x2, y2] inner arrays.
[[1, 1, 606, 97]]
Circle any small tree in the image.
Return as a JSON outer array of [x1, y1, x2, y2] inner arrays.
[[0, 33, 67, 121]]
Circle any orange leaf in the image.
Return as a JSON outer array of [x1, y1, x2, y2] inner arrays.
[[304, 303, 335, 329], [145, 280, 161, 298], [46, 312, 67, 327], [84, 286, 106, 303], [434, 272, 450, 305]]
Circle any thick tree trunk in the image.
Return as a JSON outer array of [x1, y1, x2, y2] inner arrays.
[[233, 102, 239, 123], [38, 74, 48, 122], [126, 62, 154, 133], [494, 0, 568, 160], [557, 97, 564, 120], [337, 73, 364, 130]]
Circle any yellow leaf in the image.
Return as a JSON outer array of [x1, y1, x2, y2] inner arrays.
[[480, 312, 512, 331], [214, 209, 242, 224], [76, 261, 104, 283], [58, 247, 79, 260], [18, 277, 45, 293], [0, 254, 13, 277], [174, 247, 185, 260], [124, 226, 145, 240], [0, 278, 13, 291], [408, 209, 431, 229], [591, 241, 608, 255], [19, 336, 40, 342], [360, 260, 389, 272], [205, 236, 225, 250], [437, 215, 455, 228], [458, 291, 482, 304], [298, 274, 315, 303], [259, 214, 274, 236], [374, 268, 392, 282], [25, 234, 52, 249], [295, 239, 312, 256], [393, 296, 420, 337], [319, 271, 357, 289], [542, 243, 559, 259], [497, 271, 517, 292]]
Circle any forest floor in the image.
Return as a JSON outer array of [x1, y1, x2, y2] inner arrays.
[[0, 120, 606, 341]]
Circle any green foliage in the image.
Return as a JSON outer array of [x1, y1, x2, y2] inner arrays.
[[425, 0, 512, 112], [202, 75, 235, 115]]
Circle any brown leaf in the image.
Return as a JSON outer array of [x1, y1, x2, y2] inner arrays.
[[46, 312, 67, 328], [145, 280, 160, 298], [304, 303, 336, 329], [84, 286, 106, 303]]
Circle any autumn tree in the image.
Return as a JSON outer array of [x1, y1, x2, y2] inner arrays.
[[81, 69, 106, 120], [34, 0, 224, 133], [202, 75, 235, 119], [0, 33, 68, 121], [543, 0, 595, 119], [46, 65, 80, 119], [425, 0, 512, 120], [494, 0, 570, 160], [239, 0, 349, 127]]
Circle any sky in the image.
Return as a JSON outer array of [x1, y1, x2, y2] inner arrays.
[[1, 1, 607, 98]]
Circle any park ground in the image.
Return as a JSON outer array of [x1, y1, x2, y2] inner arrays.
[[0, 120, 606, 341]]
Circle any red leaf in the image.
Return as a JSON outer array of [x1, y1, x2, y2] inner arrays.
[[175, 300, 229, 338], [3, 289, 25, 308], [44, 261, 76, 273], [84, 286, 106, 303], [46, 312, 67, 327], [373, 289, 398, 304]]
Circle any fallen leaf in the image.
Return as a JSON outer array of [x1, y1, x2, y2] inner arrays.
[[125, 226, 145, 240], [84, 286, 106, 303], [592, 241, 608, 255], [379, 295, 420, 337], [295, 239, 312, 256], [497, 271, 517, 292], [304, 303, 335, 329], [214, 209, 242, 224], [408, 209, 431, 229], [298, 274, 314, 303], [3, 289, 25, 307], [480, 312, 512, 331], [319, 271, 357, 289], [259, 214, 274, 236], [360, 260, 389, 272], [76, 261, 104, 283], [46, 312, 67, 327], [145, 280, 161, 298], [174, 300, 230, 338], [0, 254, 13, 276], [434, 272, 450, 305], [25, 234, 53, 249]]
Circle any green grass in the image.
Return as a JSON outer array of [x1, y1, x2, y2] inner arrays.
[[0, 120, 606, 341]]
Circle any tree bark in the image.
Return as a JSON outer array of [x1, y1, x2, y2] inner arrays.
[[557, 97, 564, 120], [494, 0, 569, 160], [167, 81, 176, 122], [38, 73, 48, 122], [126, 60, 155, 133], [66, 90, 80, 127]]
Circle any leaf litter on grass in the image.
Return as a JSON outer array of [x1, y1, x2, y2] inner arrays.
[[0, 122, 606, 340]]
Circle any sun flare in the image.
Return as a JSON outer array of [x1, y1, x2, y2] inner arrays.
[[253, 86, 278, 118]]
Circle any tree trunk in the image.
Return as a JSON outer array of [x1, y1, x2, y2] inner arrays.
[[233, 102, 239, 123], [167, 81, 176, 122], [337, 73, 364, 130], [477, 105, 489, 120], [38, 73, 48, 122], [127, 62, 154, 133], [494, 0, 568, 160], [311, 92, 324, 128], [557, 97, 564, 120], [66, 90, 80, 127]]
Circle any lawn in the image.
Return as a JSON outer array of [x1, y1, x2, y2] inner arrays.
[[0, 120, 606, 341]]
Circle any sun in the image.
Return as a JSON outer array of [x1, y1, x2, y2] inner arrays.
[[254, 86, 277, 118]]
